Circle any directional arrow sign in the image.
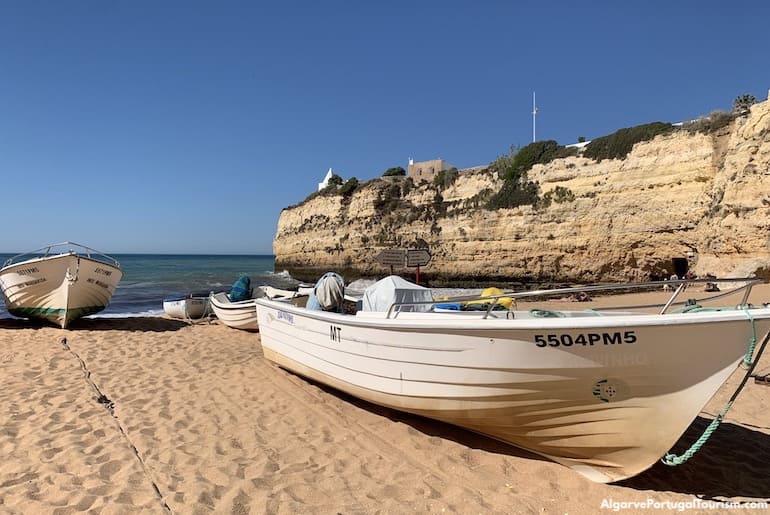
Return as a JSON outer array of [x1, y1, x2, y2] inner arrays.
[[406, 249, 431, 267], [375, 249, 406, 267]]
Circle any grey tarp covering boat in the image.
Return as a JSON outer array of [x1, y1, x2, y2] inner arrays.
[[362, 275, 433, 312]]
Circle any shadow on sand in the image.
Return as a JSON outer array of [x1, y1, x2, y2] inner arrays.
[[0, 316, 191, 332], [282, 371, 552, 463], [620, 416, 770, 500], [276, 367, 770, 499]]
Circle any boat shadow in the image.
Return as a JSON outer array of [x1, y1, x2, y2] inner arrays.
[[0, 316, 190, 332], [301, 378, 548, 462], [620, 416, 770, 500], [68, 317, 191, 332], [288, 371, 770, 498]]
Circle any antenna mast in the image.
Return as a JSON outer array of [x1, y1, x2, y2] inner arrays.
[[532, 91, 538, 143]]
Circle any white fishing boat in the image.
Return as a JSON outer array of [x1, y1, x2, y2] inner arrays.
[[163, 294, 211, 320], [256, 275, 770, 483], [209, 291, 259, 331], [209, 283, 313, 331], [257, 285, 310, 301], [0, 242, 123, 328]]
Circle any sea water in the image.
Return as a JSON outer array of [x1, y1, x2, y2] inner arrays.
[[0, 254, 296, 319], [0, 253, 483, 321]]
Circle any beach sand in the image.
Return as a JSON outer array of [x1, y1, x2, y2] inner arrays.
[[1, 286, 769, 514]]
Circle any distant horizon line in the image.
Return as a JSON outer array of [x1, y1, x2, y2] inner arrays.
[[113, 252, 276, 256], [0, 251, 276, 257]]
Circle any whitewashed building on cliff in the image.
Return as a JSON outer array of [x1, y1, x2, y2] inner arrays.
[[318, 168, 334, 191]]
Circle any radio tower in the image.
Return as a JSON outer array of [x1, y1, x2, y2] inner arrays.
[[532, 91, 538, 143]]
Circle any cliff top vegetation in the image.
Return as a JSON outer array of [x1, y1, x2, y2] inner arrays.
[[287, 94, 757, 212]]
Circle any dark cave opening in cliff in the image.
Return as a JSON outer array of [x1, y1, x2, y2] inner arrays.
[[672, 257, 689, 278]]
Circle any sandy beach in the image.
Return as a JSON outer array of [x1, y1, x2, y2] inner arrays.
[[1, 286, 769, 514]]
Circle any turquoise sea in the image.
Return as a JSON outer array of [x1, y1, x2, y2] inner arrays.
[[0, 254, 298, 319]]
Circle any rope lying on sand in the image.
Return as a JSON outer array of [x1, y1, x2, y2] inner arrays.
[[662, 324, 770, 467], [59, 336, 172, 514]]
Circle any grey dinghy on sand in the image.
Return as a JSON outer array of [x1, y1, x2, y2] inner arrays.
[[0, 242, 123, 328], [256, 276, 770, 483]]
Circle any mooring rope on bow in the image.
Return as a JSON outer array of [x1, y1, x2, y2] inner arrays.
[[741, 307, 758, 367], [662, 318, 769, 467]]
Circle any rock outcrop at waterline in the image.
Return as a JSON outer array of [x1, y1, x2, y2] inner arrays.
[[274, 99, 770, 286]]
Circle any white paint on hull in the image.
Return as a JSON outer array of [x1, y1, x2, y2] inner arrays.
[[256, 297, 769, 482], [1, 250, 122, 328], [209, 292, 258, 331]]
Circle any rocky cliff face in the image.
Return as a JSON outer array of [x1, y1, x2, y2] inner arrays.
[[274, 99, 770, 285]]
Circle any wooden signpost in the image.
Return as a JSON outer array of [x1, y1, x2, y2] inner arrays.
[[406, 249, 431, 284], [406, 249, 431, 267], [375, 249, 406, 275], [375, 248, 432, 284]]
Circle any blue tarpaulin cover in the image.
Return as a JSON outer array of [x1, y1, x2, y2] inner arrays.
[[229, 275, 251, 302]]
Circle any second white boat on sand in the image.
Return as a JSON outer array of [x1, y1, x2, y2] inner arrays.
[[209, 291, 260, 331], [163, 294, 211, 320], [0, 242, 123, 328], [208, 284, 311, 331]]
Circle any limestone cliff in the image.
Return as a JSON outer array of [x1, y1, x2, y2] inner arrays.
[[274, 99, 770, 285]]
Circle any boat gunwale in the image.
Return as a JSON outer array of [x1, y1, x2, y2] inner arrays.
[[386, 277, 763, 319], [256, 298, 770, 332], [1, 242, 121, 270], [163, 296, 210, 303], [209, 291, 259, 310]]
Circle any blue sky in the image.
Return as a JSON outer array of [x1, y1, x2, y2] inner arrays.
[[1, 1, 768, 254]]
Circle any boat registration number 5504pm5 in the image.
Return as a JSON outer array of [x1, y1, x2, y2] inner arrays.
[[534, 331, 637, 348]]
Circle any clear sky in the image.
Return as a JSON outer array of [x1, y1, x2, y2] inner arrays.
[[1, 1, 768, 254]]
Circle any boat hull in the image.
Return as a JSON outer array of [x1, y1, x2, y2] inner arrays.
[[163, 296, 210, 319], [209, 292, 258, 331], [256, 298, 770, 482], [0, 253, 123, 328]]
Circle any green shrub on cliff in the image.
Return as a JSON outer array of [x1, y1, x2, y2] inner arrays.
[[486, 175, 539, 209], [492, 141, 576, 182], [515, 141, 576, 177], [401, 177, 414, 195], [373, 182, 403, 214], [539, 186, 576, 208], [340, 177, 359, 197], [583, 122, 674, 162], [490, 145, 517, 176], [432, 190, 446, 216], [382, 166, 406, 176], [433, 168, 459, 189], [681, 110, 736, 134], [485, 142, 576, 210]]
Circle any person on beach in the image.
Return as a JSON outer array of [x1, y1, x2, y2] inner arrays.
[[555, 291, 591, 302]]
